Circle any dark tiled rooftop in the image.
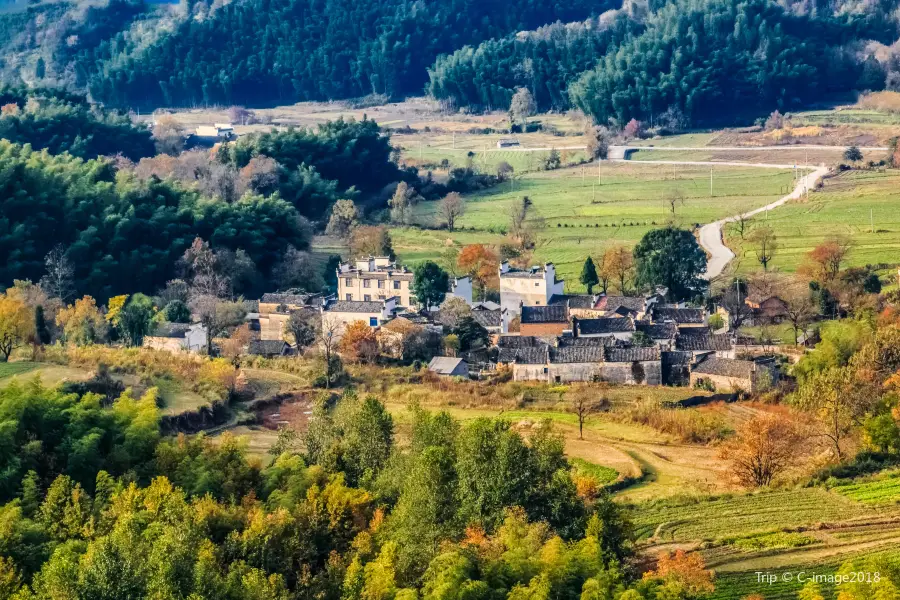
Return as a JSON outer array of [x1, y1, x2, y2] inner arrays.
[[522, 304, 568, 324], [653, 307, 705, 324], [575, 317, 635, 335], [691, 357, 756, 378]]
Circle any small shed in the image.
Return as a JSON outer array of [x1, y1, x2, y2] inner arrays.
[[428, 357, 469, 377], [248, 339, 291, 358]]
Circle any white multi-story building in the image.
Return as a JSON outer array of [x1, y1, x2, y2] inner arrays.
[[498, 261, 565, 317], [337, 257, 472, 309]]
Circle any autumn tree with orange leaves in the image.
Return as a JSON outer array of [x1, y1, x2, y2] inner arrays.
[[800, 236, 853, 283], [457, 244, 499, 297], [644, 550, 715, 597], [339, 320, 379, 363], [719, 413, 800, 487]]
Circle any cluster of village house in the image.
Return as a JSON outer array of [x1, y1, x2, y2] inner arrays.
[[145, 256, 782, 393]]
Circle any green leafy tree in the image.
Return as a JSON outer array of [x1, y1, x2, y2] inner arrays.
[[413, 261, 450, 311], [580, 257, 599, 294], [118, 293, 155, 346], [633, 227, 707, 300], [164, 300, 192, 323]]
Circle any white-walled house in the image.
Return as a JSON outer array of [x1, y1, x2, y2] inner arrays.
[[144, 323, 208, 353], [499, 262, 565, 316], [337, 256, 472, 309], [321, 297, 399, 340]]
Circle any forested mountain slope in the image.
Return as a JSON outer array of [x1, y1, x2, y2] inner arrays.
[[83, 0, 612, 109], [430, 0, 898, 125]]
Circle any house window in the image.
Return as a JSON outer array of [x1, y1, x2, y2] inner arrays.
[[393, 280, 401, 290], [543, 367, 549, 374], [364, 294, 371, 301], [535, 282, 539, 287], [377, 280, 384, 289], [345, 293, 352, 301], [369, 317, 378, 326], [344, 278, 352, 286], [363, 279, 371, 288]]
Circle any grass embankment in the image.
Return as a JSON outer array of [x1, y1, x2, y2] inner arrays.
[[728, 169, 900, 274], [397, 162, 794, 285]]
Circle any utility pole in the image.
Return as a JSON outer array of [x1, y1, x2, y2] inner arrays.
[[597, 159, 602, 184], [452, 131, 456, 149], [582, 165, 585, 183], [710, 169, 713, 197], [592, 184, 596, 202]]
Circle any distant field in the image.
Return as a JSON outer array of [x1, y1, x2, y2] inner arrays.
[[728, 169, 900, 274], [632, 488, 877, 542], [0, 362, 91, 388], [400, 162, 795, 286], [629, 147, 881, 166]]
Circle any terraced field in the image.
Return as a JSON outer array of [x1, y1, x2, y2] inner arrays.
[[832, 470, 900, 505]]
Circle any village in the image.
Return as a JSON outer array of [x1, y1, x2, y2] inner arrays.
[[142, 254, 789, 395]]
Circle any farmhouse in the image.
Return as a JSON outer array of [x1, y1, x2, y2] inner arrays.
[[338, 256, 472, 309], [520, 304, 569, 336], [675, 332, 735, 359], [635, 321, 678, 349], [572, 316, 635, 342], [256, 292, 323, 341], [321, 297, 399, 339], [143, 323, 208, 354], [428, 357, 469, 377], [652, 306, 707, 330], [689, 356, 777, 393], [499, 261, 565, 316]]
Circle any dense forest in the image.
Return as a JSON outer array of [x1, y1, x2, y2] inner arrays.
[[0, 383, 711, 600], [568, 0, 887, 126], [81, 0, 611, 109], [0, 87, 153, 160], [430, 0, 896, 125], [0, 141, 310, 300], [0, 0, 897, 122]]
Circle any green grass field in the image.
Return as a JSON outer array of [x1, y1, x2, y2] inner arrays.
[[630, 488, 877, 542], [0, 362, 40, 379], [400, 162, 795, 286], [729, 169, 900, 274], [832, 470, 900, 505]]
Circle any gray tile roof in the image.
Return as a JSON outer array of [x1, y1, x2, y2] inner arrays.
[[558, 336, 616, 348], [522, 304, 568, 324], [598, 295, 646, 313], [636, 321, 678, 340], [506, 346, 549, 364], [497, 335, 548, 348], [550, 346, 606, 364], [691, 357, 755, 378], [575, 317, 635, 335], [471, 309, 501, 329], [605, 347, 661, 362], [325, 300, 385, 313], [248, 340, 289, 356], [260, 292, 322, 306], [549, 294, 595, 309], [150, 322, 192, 338], [428, 357, 466, 374], [676, 333, 732, 352], [653, 307, 705, 324]]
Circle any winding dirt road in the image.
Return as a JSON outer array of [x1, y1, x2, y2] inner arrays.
[[609, 154, 830, 279]]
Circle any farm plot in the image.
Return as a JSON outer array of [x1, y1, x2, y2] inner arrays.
[[727, 169, 900, 274], [400, 162, 795, 285]]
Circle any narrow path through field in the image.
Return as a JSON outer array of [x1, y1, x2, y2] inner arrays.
[[608, 154, 830, 279]]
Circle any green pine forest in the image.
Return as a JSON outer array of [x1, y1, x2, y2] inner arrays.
[[0, 0, 898, 124]]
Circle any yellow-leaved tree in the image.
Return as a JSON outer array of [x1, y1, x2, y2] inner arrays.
[[0, 292, 35, 361], [56, 296, 108, 346]]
